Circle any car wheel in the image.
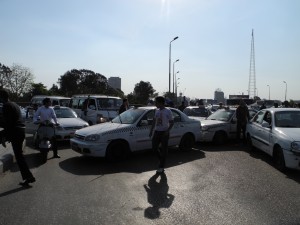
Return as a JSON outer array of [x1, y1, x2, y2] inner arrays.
[[179, 133, 195, 151], [106, 140, 130, 162], [213, 131, 227, 145], [273, 146, 286, 172]]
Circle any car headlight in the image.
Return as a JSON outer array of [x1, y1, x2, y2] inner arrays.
[[85, 134, 100, 141], [291, 141, 300, 151], [202, 126, 209, 131]]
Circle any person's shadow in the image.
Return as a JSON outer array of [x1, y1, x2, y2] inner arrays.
[[144, 172, 174, 219]]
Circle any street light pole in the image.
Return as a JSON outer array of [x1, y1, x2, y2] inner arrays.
[[283, 81, 287, 101], [172, 59, 179, 94], [267, 85, 270, 100], [169, 36, 178, 93]]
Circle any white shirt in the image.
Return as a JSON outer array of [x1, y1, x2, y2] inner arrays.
[[33, 106, 58, 124], [154, 108, 173, 131]]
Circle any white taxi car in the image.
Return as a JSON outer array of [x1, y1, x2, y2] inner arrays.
[[70, 106, 202, 161], [246, 108, 300, 171], [198, 107, 257, 144]]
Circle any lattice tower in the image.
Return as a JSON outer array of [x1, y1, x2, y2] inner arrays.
[[248, 29, 256, 98]]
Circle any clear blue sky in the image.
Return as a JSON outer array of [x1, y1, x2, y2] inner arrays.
[[1, 0, 299, 101]]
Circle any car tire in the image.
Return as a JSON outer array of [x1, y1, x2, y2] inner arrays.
[[273, 146, 286, 172], [106, 140, 130, 162], [213, 131, 227, 145], [179, 133, 195, 151]]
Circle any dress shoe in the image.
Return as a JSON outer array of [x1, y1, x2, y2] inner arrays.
[[19, 177, 36, 187], [53, 154, 61, 158]]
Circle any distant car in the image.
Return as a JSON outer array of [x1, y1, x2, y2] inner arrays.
[[246, 108, 300, 171], [25, 106, 89, 146], [183, 106, 212, 120], [70, 106, 202, 161], [198, 107, 257, 144]]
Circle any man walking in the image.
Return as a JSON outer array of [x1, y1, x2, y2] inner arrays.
[[149, 96, 174, 174], [0, 89, 36, 187]]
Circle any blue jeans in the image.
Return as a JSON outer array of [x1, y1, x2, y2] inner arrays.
[[152, 131, 169, 168]]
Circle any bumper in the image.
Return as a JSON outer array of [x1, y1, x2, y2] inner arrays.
[[284, 150, 300, 170], [70, 139, 108, 157], [55, 130, 76, 141], [199, 131, 214, 142]]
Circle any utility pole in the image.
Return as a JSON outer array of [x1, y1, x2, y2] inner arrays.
[[248, 29, 256, 99]]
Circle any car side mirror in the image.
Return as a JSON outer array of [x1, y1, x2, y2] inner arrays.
[[262, 121, 271, 128], [139, 120, 148, 126]]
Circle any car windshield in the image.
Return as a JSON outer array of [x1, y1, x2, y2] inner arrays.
[[206, 109, 234, 122], [274, 111, 300, 128], [112, 108, 145, 124], [184, 107, 209, 117], [54, 108, 78, 118]]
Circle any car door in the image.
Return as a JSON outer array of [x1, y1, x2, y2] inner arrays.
[[169, 109, 186, 146], [132, 110, 155, 151], [258, 111, 273, 154], [249, 110, 265, 149]]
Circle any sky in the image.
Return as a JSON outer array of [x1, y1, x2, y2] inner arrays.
[[0, 0, 299, 101]]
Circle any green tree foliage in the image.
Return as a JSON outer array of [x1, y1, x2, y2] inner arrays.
[[31, 83, 49, 96], [58, 69, 119, 96], [48, 84, 60, 95], [133, 81, 155, 105]]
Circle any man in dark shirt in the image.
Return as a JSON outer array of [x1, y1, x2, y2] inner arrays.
[[119, 98, 129, 114], [236, 99, 250, 144], [0, 89, 35, 187]]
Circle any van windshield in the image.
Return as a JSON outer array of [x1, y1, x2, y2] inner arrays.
[[96, 98, 122, 110]]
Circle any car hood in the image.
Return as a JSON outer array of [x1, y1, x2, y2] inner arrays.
[[189, 116, 207, 121], [75, 122, 131, 136], [201, 119, 227, 127], [57, 118, 89, 127], [275, 127, 300, 141]]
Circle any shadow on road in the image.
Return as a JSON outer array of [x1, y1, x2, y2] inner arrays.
[[144, 172, 174, 219], [58, 147, 205, 176]]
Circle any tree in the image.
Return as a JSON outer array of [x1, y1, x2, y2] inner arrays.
[[2, 63, 34, 100], [58, 69, 111, 96], [48, 84, 60, 95], [0, 63, 11, 88], [133, 81, 155, 105]]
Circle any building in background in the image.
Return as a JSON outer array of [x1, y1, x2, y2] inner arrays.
[[108, 77, 121, 90], [214, 89, 225, 104]]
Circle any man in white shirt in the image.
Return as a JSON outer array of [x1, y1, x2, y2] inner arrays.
[[34, 98, 60, 158], [149, 96, 174, 174]]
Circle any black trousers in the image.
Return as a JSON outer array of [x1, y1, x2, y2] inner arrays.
[[152, 131, 169, 168], [236, 121, 247, 142], [10, 129, 34, 180]]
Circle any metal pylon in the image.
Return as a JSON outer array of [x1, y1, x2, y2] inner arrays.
[[248, 29, 256, 98]]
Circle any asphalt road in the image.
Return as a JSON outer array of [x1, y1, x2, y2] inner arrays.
[[0, 137, 300, 225]]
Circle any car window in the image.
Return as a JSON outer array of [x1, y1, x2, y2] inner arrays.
[[54, 108, 77, 118], [171, 110, 181, 122], [263, 111, 272, 125], [112, 108, 144, 124], [252, 111, 265, 124], [183, 107, 209, 117], [207, 109, 234, 122], [275, 111, 300, 128], [139, 110, 155, 126]]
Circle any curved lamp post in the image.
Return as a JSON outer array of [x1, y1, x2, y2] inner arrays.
[[169, 36, 178, 93]]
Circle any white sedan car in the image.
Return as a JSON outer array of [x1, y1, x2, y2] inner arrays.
[[198, 107, 257, 144], [246, 108, 300, 171], [70, 106, 202, 161]]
